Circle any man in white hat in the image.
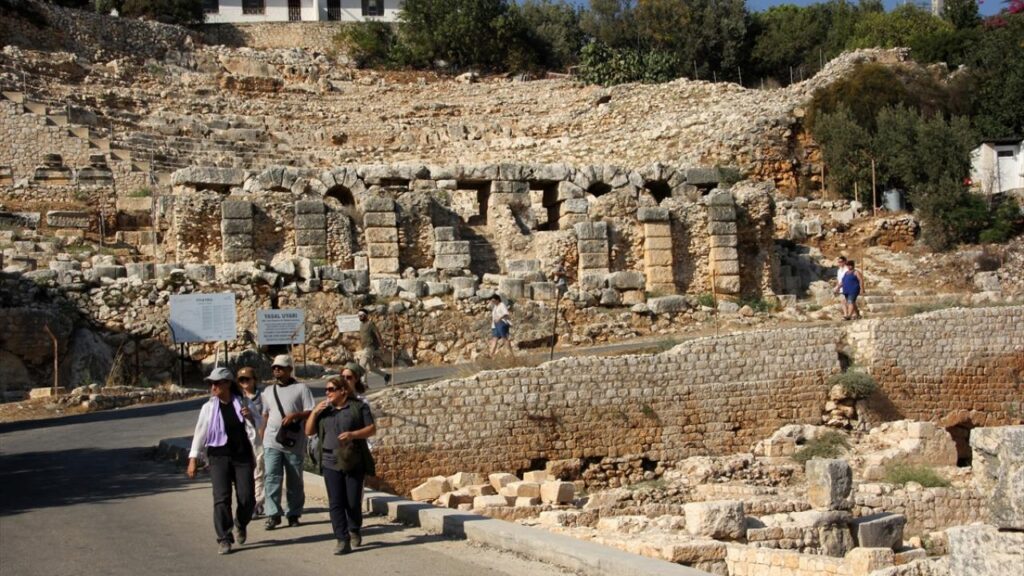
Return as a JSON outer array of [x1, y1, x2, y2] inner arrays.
[[259, 355, 315, 530]]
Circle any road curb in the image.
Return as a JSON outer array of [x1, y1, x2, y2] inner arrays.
[[158, 437, 707, 576]]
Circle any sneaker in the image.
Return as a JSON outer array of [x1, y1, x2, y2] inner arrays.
[[265, 515, 281, 530], [287, 516, 301, 528], [234, 526, 247, 545], [349, 531, 362, 548], [218, 541, 232, 555], [334, 539, 352, 555]]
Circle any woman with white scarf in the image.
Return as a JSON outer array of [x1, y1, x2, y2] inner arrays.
[[187, 366, 262, 555]]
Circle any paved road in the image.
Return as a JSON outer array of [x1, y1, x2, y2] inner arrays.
[[0, 399, 574, 576]]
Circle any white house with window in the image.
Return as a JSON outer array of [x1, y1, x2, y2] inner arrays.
[[203, 0, 400, 23], [971, 138, 1024, 194]]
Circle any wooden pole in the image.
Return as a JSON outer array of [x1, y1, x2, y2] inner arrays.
[[871, 158, 878, 214], [549, 294, 561, 362]]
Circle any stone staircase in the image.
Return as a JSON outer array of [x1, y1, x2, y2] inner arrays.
[[859, 291, 965, 317], [462, 224, 501, 275]]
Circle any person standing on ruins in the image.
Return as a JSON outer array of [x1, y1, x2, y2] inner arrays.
[[356, 309, 392, 385], [187, 366, 261, 555], [833, 256, 849, 318], [260, 355, 315, 530], [236, 366, 266, 517], [306, 373, 376, 555], [487, 293, 514, 357], [841, 260, 866, 320]]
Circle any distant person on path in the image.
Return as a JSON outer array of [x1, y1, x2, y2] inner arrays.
[[260, 355, 315, 530], [841, 260, 866, 320], [236, 366, 266, 517], [187, 366, 261, 555], [487, 293, 513, 358], [356, 309, 392, 385], [833, 256, 848, 297], [306, 374, 376, 555]]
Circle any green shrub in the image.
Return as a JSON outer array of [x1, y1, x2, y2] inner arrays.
[[793, 431, 850, 464], [883, 462, 950, 487], [739, 297, 776, 314], [120, 0, 204, 26], [336, 22, 399, 69], [827, 371, 877, 399], [577, 42, 679, 86], [978, 197, 1023, 244], [697, 293, 716, 308]]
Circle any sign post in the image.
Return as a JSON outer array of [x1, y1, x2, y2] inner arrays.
[[168, 293, 238, 381], [256, 309, 306, 346]]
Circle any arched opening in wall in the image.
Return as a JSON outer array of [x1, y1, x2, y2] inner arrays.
[[533, 182, 561, 231], [946, 421, 975, 467], [324, 185, 359, 266], [454, 180, 491, 226], [644, 181, 672, 203], [587, 182, 612, 197]]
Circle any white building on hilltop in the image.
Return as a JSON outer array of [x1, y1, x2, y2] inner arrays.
[[971, 138, 1024, 194], [202, 0, 401, 23]]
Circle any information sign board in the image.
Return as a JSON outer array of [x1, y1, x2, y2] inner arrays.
[[169, 293, 237, 343], [257, 309, 306, 346], [336, 314, 361, 333]]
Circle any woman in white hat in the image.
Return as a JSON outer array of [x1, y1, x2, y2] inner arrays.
[[187, 366, 262, 555]]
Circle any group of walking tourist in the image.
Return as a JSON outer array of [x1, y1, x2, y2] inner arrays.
[[188, 352, 377, 555]]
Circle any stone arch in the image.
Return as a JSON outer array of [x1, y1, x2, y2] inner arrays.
[[644, 180, 673, 203], [587, 182, 612, 197], [323, 184, 359, 267], [945, 419, 977, 467]]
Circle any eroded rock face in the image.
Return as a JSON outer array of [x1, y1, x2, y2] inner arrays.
[[947, 524, 1024, 576], [970, 426, 1024, 530], [683, 500, 745, 541]]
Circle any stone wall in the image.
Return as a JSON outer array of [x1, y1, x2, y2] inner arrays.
[[846, 307, 1024, 428], [371, 327, 841, 494], [199, 22, 350, 51], [0, 0, 196, 60], [371, 306, 1024, 495], [852, 483, 988, 537]]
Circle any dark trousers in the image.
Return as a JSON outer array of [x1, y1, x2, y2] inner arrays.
[[323, 467, 365, 541], [209, 455, 255, 543]]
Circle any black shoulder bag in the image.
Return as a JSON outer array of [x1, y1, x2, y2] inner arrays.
[[272, 385, 304, 448]]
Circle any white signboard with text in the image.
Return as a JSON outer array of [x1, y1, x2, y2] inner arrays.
[[257, 309, 306, 346], [169, 293, 237, 343], [336, 314, 361, 333]]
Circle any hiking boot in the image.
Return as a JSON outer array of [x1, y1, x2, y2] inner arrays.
[[349, 531, 362, 548], [287, 516, 301, 527], [334, 539, 352, 555], [234, 526, 247, 545], [264, 515, 281, 530], [218, 541, 232, 555]]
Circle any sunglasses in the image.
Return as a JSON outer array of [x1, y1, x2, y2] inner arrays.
[[238, 377, 252, 382], [325, 386, 348, 393], [342, 374, 358, 381], [209, 380, 230, 387]]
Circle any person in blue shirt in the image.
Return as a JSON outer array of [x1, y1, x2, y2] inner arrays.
[[841, 260, 866, 320]]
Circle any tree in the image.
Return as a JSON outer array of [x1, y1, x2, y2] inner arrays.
[[848, 3, 954, 51], [813, 106, 874, 200], [963, 12, 1024, 138], [748, 4, 830, 83], [942, 0, 981, 30], [120, 0, 204, 25], [513, 0, 585, 71], [580, 0, 638, 49], [398, 0, 512, 69]]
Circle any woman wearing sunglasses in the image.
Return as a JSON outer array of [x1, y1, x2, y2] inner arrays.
[[306, 374, 376, 556], [187, 366, 262, 555]]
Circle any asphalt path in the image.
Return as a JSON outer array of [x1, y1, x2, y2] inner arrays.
[[0, 395, 577, 576], [0, 333, 696, 576]]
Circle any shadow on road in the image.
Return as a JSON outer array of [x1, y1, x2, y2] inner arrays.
[[0, 447, 194, 516], [0, 398, 206, 435]]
